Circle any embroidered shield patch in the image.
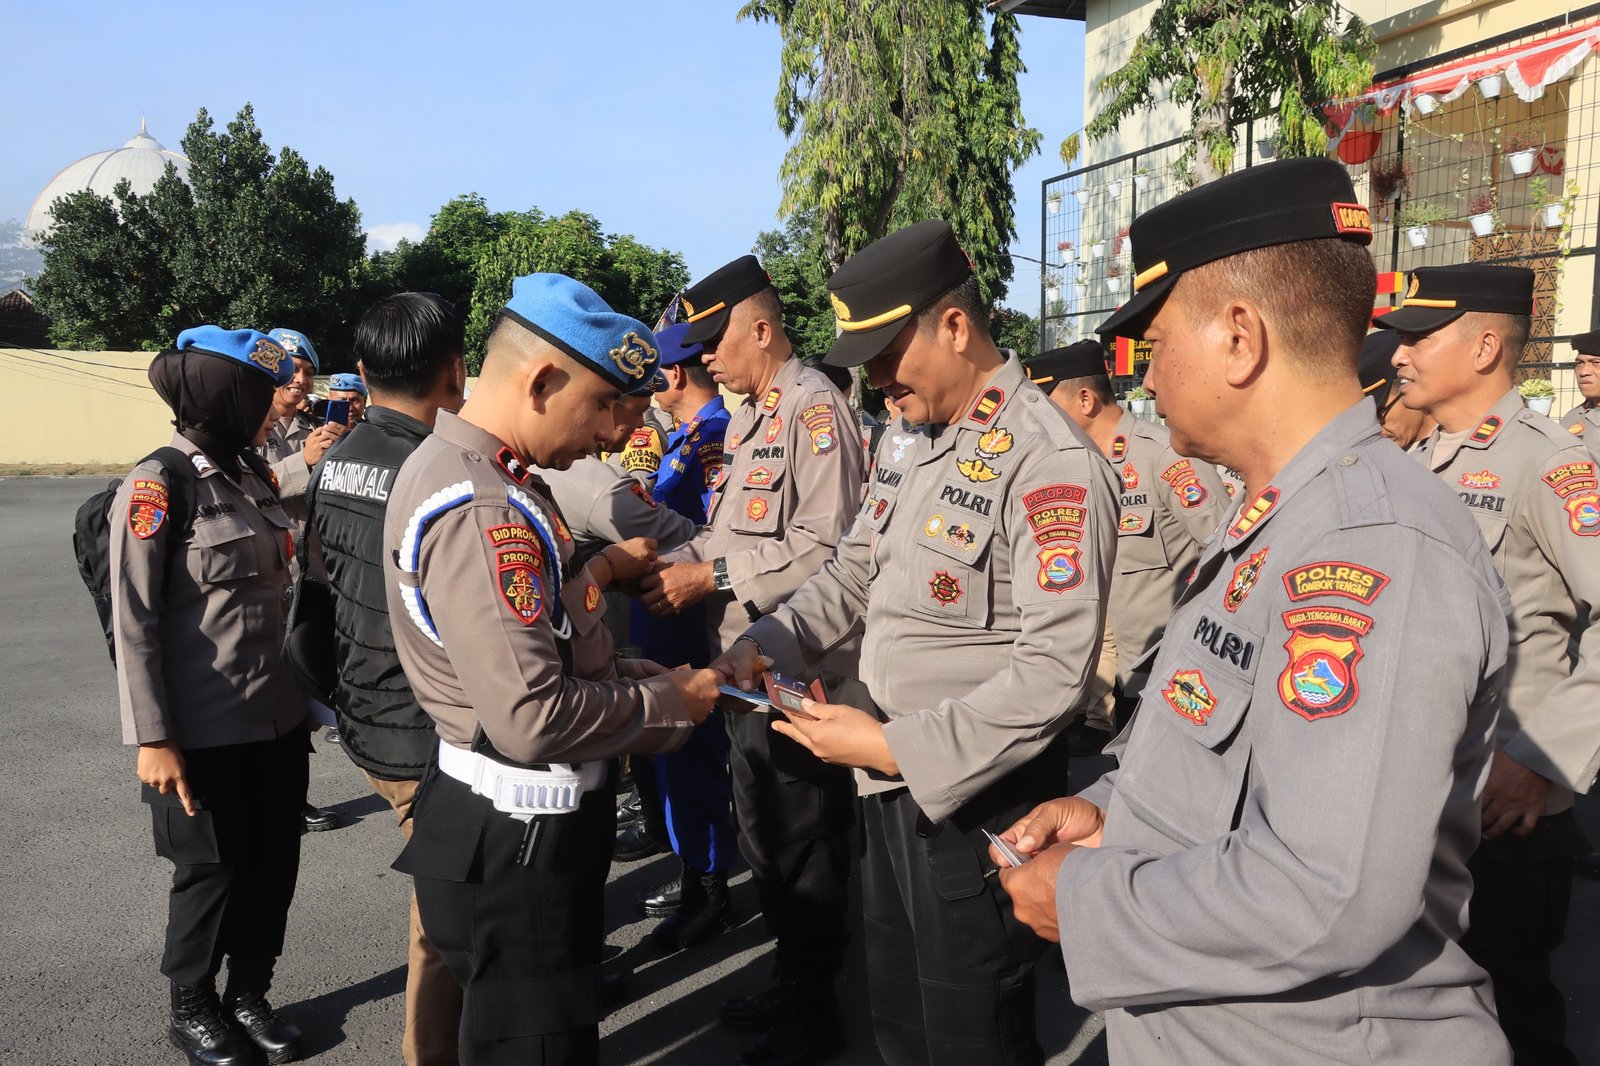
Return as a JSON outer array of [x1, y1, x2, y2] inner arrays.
[[127, 479, 170, 540], [747, 497, 769, 522], [1162, 669, 1216, 725], [765, 416, 783, 443], [929, 570, 963, 605], [1565, 491, 1600, 536], [1277, 606, 1372, 721], [585, 583, 602, 613], [1036, 544, 1084, 593], [487, 525, 544, 626], [1224, 548, 1269, 613]]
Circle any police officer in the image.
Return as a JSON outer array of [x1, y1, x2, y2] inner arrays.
[[994, 159, 1511, 1065], [629, 322, 740, 950], [1379, 265, 1600, 1065], [1559, 329, 1600, 440], [324, 371, 368, 425], [1030, 339, 1229, 749], [640, 255, 865, 1065], [610, 401, 674, 482], [308, 292, 467, 1066], [1357, 328, 1438, 449], [718, 220, 1119, 1066], [112, 326, 311, 1066], [384, 274, 721, 1066]]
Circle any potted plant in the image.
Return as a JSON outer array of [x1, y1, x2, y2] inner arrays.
[[1519, 377, 1555, 416], [1134, 166, 1151, 194], [1112, 226, 1132, 257], [1397, 201, 1448, 247], [1530, 176, 1564, 229], [1502, 124, 1541, 176], [1413, 91, 1440, 116], [1125, 384, 1154, 419], [1089, 238, 1106, 259], [1369, 156, 1412, 212], [1105, 260, 1126, 295], [1072, 187, 1088, 208], [1043, 270, 1062, 302], [1467, 192, 1497, 237], [1047, 190, 1063, 215], [1478, 72, 1504, 98], [1106, 179, 1123, 200], [1056, 239, 1074, 262], [1257, 137, 1276, 160]]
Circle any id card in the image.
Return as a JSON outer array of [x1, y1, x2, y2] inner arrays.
[[982, 828, 1029, 869]]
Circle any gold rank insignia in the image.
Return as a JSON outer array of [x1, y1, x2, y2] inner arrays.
[[976, 427, 1013, 459], [956, 457, 1001, 483], [829, 291, 851, 321]]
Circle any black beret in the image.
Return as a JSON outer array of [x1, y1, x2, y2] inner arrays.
[[1026, 341, 1109, 394], [1358, 330, 1400, 398], [1373, 265, 1535, 335], [1571, 329, 1600, 357], [1096, 157, 1373, 339], [680, 255, 774, 345], [823, 220, 974, 367]]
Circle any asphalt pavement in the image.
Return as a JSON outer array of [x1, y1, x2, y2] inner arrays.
[[1, 476, 1594, 1065]]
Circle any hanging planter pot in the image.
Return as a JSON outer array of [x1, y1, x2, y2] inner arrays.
[[1090, 241, 1106, 259], [1468, 212, 1496, 237], [1413, 92, 1439, 116], [1047, 196, 1061, 216], [1105, 277, 1125, 296], [1541, 202, 1564, 228], [1045, 285, 1060, 302], [1405, 225, 1431, 248], [1478, 73, 1504, 99], [1106, 180, 1123, 200], [1508, 149, 1537, 176], [1072, 189, 1088, 208], [1256, 138, 1275, 160], [1337, 130, 1381, 166], [1134, 173, 1150, 194]]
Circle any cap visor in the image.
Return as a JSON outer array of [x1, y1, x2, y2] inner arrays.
[[681, 308, 731, 346], [1094, 274, 1176, 339], [823, 317, 912, 368], [1371, 306, 1464, 334]]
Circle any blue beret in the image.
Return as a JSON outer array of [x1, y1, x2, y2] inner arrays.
[[327, 372, 367, 395], [655, 322, 706, 368], [267, 328, 320, 373], [502, 274, 664, 394], [175, 326, 294, 386]]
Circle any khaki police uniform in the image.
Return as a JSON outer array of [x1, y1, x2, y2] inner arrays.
[[1060, 401, 1510, 1065], [748, 354, 1119, 1063], [665, 353, 866, 992], [1105, 411, 1229, 698], [385, 411, 695, 1064], [262, 410, 317, 502], [540, 454, 698, 563], [609, 406, 673, 482]]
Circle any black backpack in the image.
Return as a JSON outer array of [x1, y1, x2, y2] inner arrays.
[[73, 447, 199, 665]]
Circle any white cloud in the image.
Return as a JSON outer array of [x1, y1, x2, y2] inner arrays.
[[365, 221, 426, 253]]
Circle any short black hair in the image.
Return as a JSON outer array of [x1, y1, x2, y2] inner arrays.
[[1058, 374, 1116, 405], [681, 363, 716, 391], [355, 292, 464, 399], [914, 274, 988, 335]]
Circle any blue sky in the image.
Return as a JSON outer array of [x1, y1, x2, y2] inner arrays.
[[1, 1, 1082, 310]]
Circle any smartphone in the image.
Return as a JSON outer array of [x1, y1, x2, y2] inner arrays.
[[718, 684, 774, 708], [323, 399, 351, 427], [982, 828, 1030, 869], [764, 670, 822, 720]]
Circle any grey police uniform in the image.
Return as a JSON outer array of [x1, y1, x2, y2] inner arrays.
[[385, 411, 694, 1063], [748, 355, 1119, 1063], [1059, 400, 1511, 1065], [261, 410, 316, 502], [1559, 400, 1600, 441], [1105, 411, 1229, 698], [539, 454, 698, 563]]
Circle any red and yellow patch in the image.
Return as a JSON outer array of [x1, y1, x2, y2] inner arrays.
[[1121, 462, 1139, 490], [1162, 669, 1216, 725], [1036, 544, 1084, 593], [1109, 435, 1126, 461], [762, 388, 782, 413], [1229, 486, 1279, 538], [551, 512, 572, 544], [585, 583, 602, 613], [747, 496, 769, 522], [1224, 548, 1269, 613], [1459, 470, 1501, 490], [1564, 491, 1600, 536], [765, 415, 782, 443], [1118, 512, 1145, 533], [1470, 416, 1503, 445], [628, 481, 660, 510], [1024, 484, 1088, 544], [487, 525, 545, 626], [1329, 201, 1372, 236], [746, 466, 774, 487], [967, 387, 1004, 425], [1282, 560, 1389, 605], [127, 479, 170, 540], [1277, 606, 1371, 721], [1544, 461, 1598, 499], [1162, 458, 1209, 508], [929, 570, 964, 605], [802, 403, 838, 455]]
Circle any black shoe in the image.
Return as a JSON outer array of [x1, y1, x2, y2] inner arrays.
[[720, 982, 785, 1032], [301, 803, 338, 833], [649, 871, 735, 951], [1067, 726, 1111, 758], [614, 820, 666, 862], [323, 727, 341, 745], [737, 993, 844, 1066], [1577, 852, 1600, 880], [616, 790, 642, 828], [224, 992, 305, 1065], [636, 874, 683, 916], [598, 971, 629, 1011], [168, 985, 254, 1066]]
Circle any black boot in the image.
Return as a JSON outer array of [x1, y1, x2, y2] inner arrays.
[[636, 872, 683, 916], [737, 982, 844, 1066], [301, 802, 337, 833], [649, 870, 734, 951], [168, 984, 253, 1066], [614, 820, 667, 862], [223, 960, 305, 1065]]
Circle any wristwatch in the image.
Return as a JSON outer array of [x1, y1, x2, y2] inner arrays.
[[712, 557, 733, 591]]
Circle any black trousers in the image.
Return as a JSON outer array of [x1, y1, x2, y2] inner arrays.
[[145, 730, 308, 990], [863, 788, 1050, 1066], [725, 707, 854, 984], [1462, 809, 1585, 1066], [395, 766, 614, 1066]]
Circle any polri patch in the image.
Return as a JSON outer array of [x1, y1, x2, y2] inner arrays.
[[976, 427, 1014, 459], [127, 479, 170, 540], [746, 467, 774, 487], [1544, 461, 1598, 498], [585, 583, 602, 613], [1278, 606, 1372, 721], [1109, 435, 1127, 461], [628, 481, 660, 509], [1459, 470, 1501, 490], [747, 496, 769, 522], [1470, 416, 1503, 444], [1118, 513, 1145, 533], [1229, 486, 1279, 538], [765, 416, 783, 443], [762, 388, 782, 413]]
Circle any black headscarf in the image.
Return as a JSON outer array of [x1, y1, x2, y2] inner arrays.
[[147, 348, 278, 477]]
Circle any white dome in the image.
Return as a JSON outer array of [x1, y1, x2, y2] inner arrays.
[[26, 119, 192, 235]]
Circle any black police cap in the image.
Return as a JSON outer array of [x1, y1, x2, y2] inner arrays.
[[1373, 264, 1535, 335], [1358, 330, 1400, 398], [1026, 340, 1109, 394], [1573, 329, 1600, 357], [1096, 157, 1373, 340], [823, 220, 974, 368], [680, 255, 774, 345]]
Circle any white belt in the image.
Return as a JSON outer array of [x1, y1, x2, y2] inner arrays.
[[437, 741, 605, 820]]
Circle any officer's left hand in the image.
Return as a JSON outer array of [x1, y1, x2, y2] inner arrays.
[[1481, 751, 1551, 839], [997, 843, 1073, 943], [770, 699, 898, 776], [640, 561, 715, 615], [617, 657, 672, 681]]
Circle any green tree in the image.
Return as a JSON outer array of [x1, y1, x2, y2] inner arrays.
[[739, 0, 1041, 305], [1087, 0, 1375, 183], [32, 104, 372, 358], [383, 193, 509, 310], [990, 306, 1038, 356]]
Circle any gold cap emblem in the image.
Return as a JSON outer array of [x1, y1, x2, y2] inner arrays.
[[829, 291, 852, 322]]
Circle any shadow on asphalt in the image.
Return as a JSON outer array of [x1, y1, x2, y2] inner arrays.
[[283, 965, 407, 1057]]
